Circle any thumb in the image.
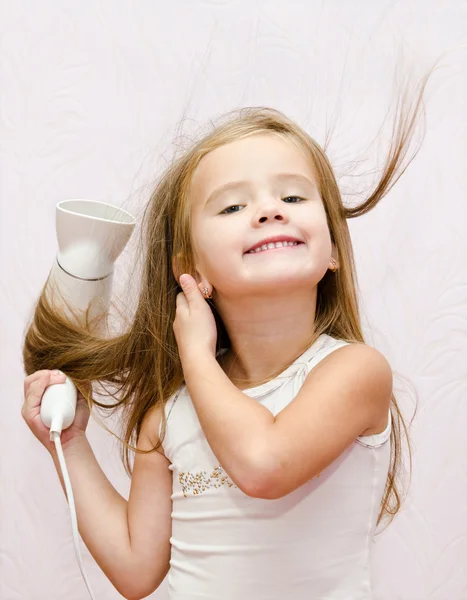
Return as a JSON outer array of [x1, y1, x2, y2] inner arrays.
[[179, 274, 199, 299]]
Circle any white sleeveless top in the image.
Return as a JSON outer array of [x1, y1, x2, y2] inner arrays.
[[159, 333, 392, 599]]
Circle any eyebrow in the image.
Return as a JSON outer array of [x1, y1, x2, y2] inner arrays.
[[204, 173, 316, 208]]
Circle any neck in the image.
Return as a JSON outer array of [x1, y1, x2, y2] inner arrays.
[[214, 286, 319, 389]]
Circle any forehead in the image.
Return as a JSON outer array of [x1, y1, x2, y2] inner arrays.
[[189, 133, 316, 206]]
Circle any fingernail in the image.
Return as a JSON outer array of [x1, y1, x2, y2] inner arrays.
[[52, 370, 63, 376]]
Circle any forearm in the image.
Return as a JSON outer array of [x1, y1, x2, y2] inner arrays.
[[48, 437, 136, 596], [182, 353, 275, 494]]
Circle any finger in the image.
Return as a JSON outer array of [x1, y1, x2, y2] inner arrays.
[[25, 369, 52, 382], [24, 371, 65, 407], [24, 373, 52, 409], [179, 274, 199, 300], [176, 292, 187, 308], [23, 370, 53, 394], [25, 370, 65, 393]]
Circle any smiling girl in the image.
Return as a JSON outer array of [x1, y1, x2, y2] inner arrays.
[[22, 73, 432, 600]]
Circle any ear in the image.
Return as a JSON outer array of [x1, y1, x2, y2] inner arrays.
[[172, 253, 208, 289], [331, 244, 340, 270], [172, 253, 184, 285]]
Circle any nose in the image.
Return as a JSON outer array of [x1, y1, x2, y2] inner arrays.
[[256, 201, 288, 223], [259, 213, 284, 223]]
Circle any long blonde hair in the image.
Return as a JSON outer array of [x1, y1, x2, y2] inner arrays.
[[23, 69, 435, 532]]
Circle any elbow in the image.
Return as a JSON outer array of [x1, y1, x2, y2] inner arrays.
[[112, 546, 169, 600], [244, 475, 283, 500], [113, 570, 163, 600], [122, 593, 151, 600], [120, 582, 160, 600], [239, 451, 282, 500]]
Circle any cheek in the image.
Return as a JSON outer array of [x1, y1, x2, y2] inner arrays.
[[303, 225, 333, 270], [193, 225, 240, 276], [313, 231, 333, 262], [201, 220, 241, 254]]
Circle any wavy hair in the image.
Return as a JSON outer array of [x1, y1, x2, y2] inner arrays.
[[23, 66, 437, 532]]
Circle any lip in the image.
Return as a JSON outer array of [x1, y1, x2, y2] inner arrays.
[[245, 236, 304, 253]]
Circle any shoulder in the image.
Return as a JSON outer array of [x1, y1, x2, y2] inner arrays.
[[139, 385, 184, 456], [308, 341, 393, 415], [317, 341, 392, 380], [139, 402, 167, 457]]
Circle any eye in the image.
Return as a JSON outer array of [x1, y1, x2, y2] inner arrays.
[[220, 196, 305, 215]]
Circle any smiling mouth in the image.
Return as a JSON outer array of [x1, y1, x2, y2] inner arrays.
[[245, 242, 304, 255]]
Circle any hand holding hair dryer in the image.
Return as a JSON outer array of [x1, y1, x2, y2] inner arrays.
[[40, 199, 136, 439]]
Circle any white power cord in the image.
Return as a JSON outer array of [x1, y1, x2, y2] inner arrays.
[[51, 429, 97, 600], [42, 376, 97, 600]]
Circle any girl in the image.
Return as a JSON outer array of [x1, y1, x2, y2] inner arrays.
[[22, 77, 430, 599]]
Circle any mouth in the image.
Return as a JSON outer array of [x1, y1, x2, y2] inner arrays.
[[244, 241, 305, 255]]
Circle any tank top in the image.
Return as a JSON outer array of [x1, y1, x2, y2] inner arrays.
[[159, 333, 392, 599]]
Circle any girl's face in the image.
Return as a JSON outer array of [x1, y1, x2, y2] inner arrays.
[[186, 133, 335, 298]]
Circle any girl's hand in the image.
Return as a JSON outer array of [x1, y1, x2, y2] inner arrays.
[[22, 370, 91, 455], [173, 274, 218, 363]]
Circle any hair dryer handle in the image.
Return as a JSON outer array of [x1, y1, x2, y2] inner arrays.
[[40, 377, 78, 440]]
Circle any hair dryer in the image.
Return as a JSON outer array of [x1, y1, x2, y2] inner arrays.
[[40, 199, 136, 438], [38, 199, 136, 599]]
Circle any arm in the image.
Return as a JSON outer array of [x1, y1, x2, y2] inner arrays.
[[49, 403, 172, 600], [183, 344, 392, 499], [182, 353, 276, 496], [49, 437, 133, 595]]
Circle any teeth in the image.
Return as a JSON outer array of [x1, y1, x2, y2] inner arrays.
[[248, 241, 299, 254]]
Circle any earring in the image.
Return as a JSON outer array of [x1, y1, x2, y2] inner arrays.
[[330, 258, 338, 272], [202, 286, 212, 299]]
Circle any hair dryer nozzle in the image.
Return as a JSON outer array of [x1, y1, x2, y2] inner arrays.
[[56, 199, 136, 279], [45, 199, 136, 331]]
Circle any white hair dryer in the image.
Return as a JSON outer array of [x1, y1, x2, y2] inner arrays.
[[38, 199, 136, 599], [40, 199, 136, 437]]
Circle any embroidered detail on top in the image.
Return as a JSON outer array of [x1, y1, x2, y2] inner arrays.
[[179, 465, 238, 497]]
